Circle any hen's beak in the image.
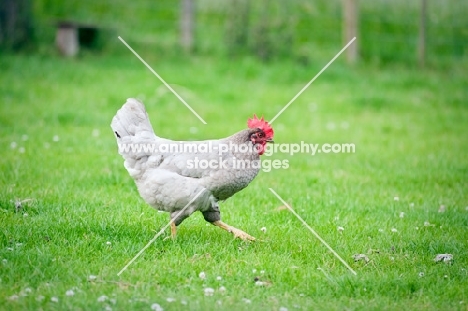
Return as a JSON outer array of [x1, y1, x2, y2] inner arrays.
[[266, 138, 274, 143]]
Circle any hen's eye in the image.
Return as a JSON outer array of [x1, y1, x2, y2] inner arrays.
[[258, 133, 264, 138]]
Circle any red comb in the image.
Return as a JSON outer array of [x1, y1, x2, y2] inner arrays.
[[247, 114, 274, 138]]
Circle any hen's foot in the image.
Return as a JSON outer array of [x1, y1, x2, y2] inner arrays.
[[212, 221, 256, 241], [230, 227, 256, 241], [164, 221, 177, 241]]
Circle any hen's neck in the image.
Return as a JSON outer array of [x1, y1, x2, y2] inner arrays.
[[222, 129, 260, 160]]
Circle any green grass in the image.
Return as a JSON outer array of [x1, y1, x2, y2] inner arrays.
[[0, 50, 467, 310]]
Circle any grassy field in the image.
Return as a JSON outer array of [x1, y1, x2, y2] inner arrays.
[[0, 47, 467, 310]]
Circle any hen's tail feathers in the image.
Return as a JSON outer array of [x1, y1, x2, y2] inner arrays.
[[111, 99, 160, 179], [111, 98, 156, 141]]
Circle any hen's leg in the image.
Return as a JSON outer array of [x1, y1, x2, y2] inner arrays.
[[169, 211, 190, 240], [202, 203, 256, 241], [212, 220, 256, 241], [170, 220, 177, 239]]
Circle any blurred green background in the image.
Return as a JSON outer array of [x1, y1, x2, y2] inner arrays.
[[2, 0, 468, 65], [1, 1, 467, 310]]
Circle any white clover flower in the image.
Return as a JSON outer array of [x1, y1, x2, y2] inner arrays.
[[434, 254, 453, 263], [260, 227, 267, 233], [51, 296, 59, 302], [53, 135, 60, 142], [166, 297, 176, 302], [279, 307, 288, 311], [97, 295, 108, 302], [419, 272, 425, 277], [199, 271, 206, 280], [36, 295, 45, 301], [21, 134, 28, 141], [394, 196, 399, 201], [337, 226, 344, 232], [242, 298, 252, 304], [88, 275, 97, 281], [106, 241, 112, 246], [391, 228, 398, 233], [10, 141, 17, 149], [399, 212, 405, 218], [438, 205, 446, 213], [378, 228, 384, 233], [219, 286, 226, 293], [8, 295, 19, 300], [204, 288, 215, 296], [353, 254, 370, 263], [19, 147, 25, 153], [216, 276, 222, 281], [66, 289, 75, 296], [252, 269, 257, 273], [151, 303, 163, 311]]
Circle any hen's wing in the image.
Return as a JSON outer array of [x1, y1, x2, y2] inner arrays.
[[136, 168, 214, 224]]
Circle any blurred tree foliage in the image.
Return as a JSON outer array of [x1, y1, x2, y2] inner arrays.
[[0, 0, 34, 51], [225, 0, 295, 61]]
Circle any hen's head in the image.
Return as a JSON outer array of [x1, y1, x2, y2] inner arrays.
[[248, 115, 274, 155]]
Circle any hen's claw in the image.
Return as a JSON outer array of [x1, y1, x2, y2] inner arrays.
[[212, 220, 255, 241], [231, 228, 256, 241]]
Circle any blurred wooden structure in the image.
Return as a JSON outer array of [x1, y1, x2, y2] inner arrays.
[[418, 0, 427, 67], [56, 21, 101, 57], [343, 0, 358, 64], [180, 0, 195, 53]]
